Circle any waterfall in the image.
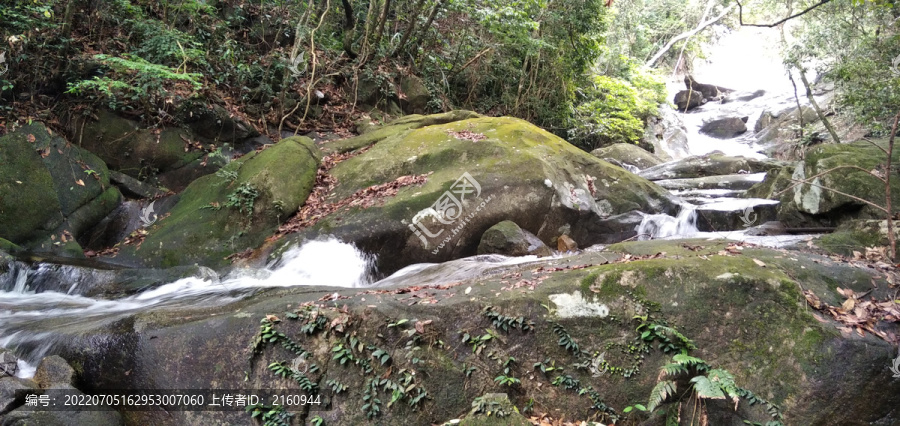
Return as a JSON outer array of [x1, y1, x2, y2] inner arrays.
[[636, 205, 699, 240]]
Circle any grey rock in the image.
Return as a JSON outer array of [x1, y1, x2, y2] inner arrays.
[[591, 143, 663, 170], [699, 117, 748, 139], [655, 173, 767, 191], [477, 221, 551, 257], [0, 351, 17, 378], [673, 89, 705, 111], [33, 356, 74, 389], [639, 152, 788, 181], [108, 171, 167, 199], [0, 376, 31, 415]]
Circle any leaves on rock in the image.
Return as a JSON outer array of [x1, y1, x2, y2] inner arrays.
[[446, 130, 486, 142], [277, 148, 428, 235], [804, 286, 900, 343]]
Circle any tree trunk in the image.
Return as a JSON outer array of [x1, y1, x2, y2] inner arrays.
[[798, 68, 841, 144], [392, 0, 427, 57], [341, 0, 358, 59]]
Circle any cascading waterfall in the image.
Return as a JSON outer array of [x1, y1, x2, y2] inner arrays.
[[0, 238, 376, 374], [636, 204, 699, 240]]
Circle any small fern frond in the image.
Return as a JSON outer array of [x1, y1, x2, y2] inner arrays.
[[708, 368, 740, 402], [648, 380, 676, 411], [690, 375, 726, 400], [660, 362, 688, 378], [672, 353, 709, 371]]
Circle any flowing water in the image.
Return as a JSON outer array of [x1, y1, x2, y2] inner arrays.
[[636, 27, 821, 243], [0, 239, 376, 376], [0, 28, 818, 378]]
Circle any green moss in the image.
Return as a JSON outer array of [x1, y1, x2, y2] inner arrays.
[[119, 136, 320, 268], [816, 229, 886, 256], [0, 238, 21, 253], [0, 124, 63, 243]]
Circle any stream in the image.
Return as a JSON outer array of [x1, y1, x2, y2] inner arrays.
[[0, 28, 819, 380]]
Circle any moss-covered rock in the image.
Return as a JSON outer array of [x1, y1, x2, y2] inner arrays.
[[399, 75, 431, 115], [639, 152, 788, 181], [0, 123, 121, 255], [0, 125, 61, 243], [71, 110, 203, 180], [290, 113, 678, 273], [114, 136, 320, 269], [769, 139, 900, 228], [51, 240, 898, 425], [814, 219, 899, 256], [591, 143, 663, 170]]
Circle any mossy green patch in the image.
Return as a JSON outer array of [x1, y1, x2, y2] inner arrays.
[[0, 129, 63, 243], [118, 136, 320, 269]]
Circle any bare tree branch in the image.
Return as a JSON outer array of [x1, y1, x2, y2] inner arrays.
[[775, 165, 887, 199], [736, 0, 833, 28], [783, 177, 888, 213], [646, 4, 736, 67]]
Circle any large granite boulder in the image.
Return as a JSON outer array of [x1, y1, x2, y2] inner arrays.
[[639, 152, 788, 181], [749, 139, 900, 228], [0, 123, 121, 257], [641, 105, 690, 161], [283, 112, 679, 274], [41, 239, 900, 425]]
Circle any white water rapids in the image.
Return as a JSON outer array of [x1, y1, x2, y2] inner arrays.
[[0, 238, 376, 376]]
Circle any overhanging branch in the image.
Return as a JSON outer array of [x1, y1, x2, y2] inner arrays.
[[736, 0, 833, 28]]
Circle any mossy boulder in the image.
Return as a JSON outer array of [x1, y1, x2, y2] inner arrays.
[[289, 113, 678, 273], [70, 110, 202, 179], [114, 137, 320, 269], [175, 99, 258, 144], [477, 220, 551, 257], [770, 140, 900, 228], [814, 219, 899, 256], [68, 110, 229, 191], [399, 74, 431, 115], [0, 123, 121, 255], [48, 240, 898, 425], [591, 143, 663, 170], [639, 151, 787, 181]]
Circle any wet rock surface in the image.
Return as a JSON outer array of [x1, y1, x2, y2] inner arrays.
[[19, 239, 896, 425]]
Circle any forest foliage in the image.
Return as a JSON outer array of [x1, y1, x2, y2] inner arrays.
[[0, 0, 673, 150], [0, 0, 897, 149]]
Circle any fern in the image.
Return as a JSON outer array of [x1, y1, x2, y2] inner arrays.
[[659, 362, 688, 377], [671, 353, 709, 371], [708, 369, 740, 402], [647, 380, 676, 411], [689, 376, 726, 400]]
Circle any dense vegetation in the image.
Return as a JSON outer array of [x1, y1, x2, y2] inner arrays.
[[0, 0, 897, 148]]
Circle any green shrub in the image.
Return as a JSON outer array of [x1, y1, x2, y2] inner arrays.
[[66, 54, 202, 115], [568, 71, 665, 151]]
